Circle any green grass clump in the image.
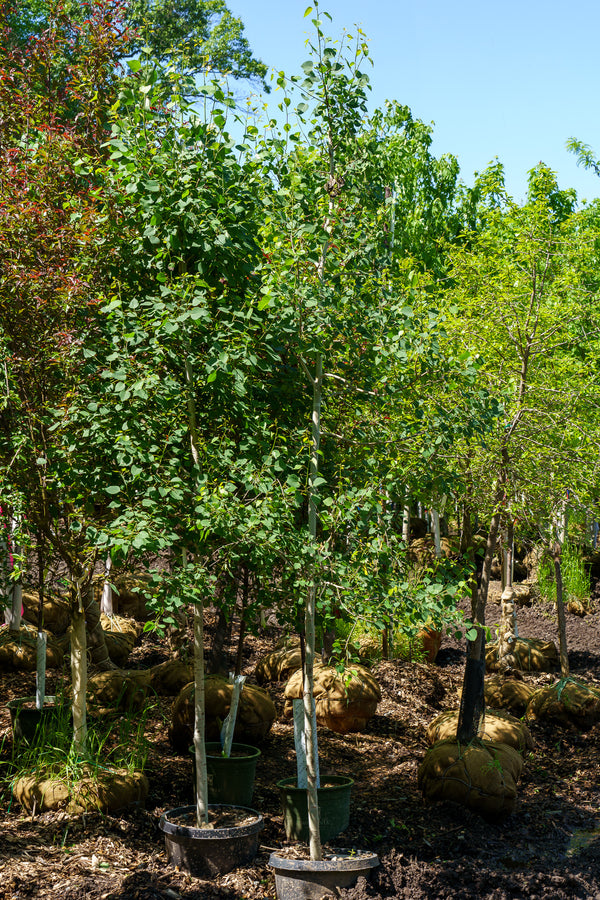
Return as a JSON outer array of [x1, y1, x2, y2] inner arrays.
[[5, 696, 152, 794], [538, 543, 591, 610]]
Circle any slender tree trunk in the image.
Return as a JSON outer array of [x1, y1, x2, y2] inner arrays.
[[401, 490, 411, 544], [71, 604, 88, 753], [500, 528, 507, 591], [304, 351, 323, 861], [432, 508, 442, 558], [505, 522, 514, 588], [498, 521, 518, 668], [553, 543, 569, 678], [5, 581, 22, 633], [193, 599, 209, 826], [556, 496, 569, 546], [35, 541, 46, 710], [382, 624, 390, 660], [234, 566, 249, 677], [459, 501, 473, 556], [100, 555, 113, 616], [4, 515, 22, 633], [457, 502, 502, 742]]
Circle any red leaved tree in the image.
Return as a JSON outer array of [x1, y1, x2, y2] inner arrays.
[[0, 1, 133, 734]]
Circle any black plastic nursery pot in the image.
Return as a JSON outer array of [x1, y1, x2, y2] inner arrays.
[[159, 804, 264, 877], [192, 742, 261, 807], [277, 775, 353, 844], [269, 849, 379, 900], [7, 696, 70, 744]]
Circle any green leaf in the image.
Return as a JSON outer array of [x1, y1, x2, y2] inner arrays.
[[105, 486, 121, 495]]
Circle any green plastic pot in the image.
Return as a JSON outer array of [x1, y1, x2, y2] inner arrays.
[[277, 775, 353, 844], [190, 742, 261, 807]]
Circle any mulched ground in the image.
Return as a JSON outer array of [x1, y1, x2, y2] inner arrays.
[[2, 586, 600, 900]]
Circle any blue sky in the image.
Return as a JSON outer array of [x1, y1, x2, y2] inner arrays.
[[228, 0, 600, 205]]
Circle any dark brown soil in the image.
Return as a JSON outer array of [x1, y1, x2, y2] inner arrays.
[[2, 587, 600, 899]]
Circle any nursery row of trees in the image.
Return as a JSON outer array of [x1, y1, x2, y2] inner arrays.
[[2, 0, 600, 846]]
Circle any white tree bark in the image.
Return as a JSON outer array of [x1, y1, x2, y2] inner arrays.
[[4, 581, 22, 633], [193, 599, 209, 826], [304, 351, 323, 861], [100, 555, 113, 616], [293, 698, 307, 789], [35, 632, 47, 710], [401, 490, 411, 544]]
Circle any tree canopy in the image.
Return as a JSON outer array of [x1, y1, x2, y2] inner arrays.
[[4, 0, 268, 87]]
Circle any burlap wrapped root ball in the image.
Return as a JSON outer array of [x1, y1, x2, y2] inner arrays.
[[86, 669, 151, 715], [526, 678, 600, 730], [418, 739, 524, 821], [13, 769, 148, 813], [481, 675, 537, 717], [255, 645, 302, 684], [22, 591, 71, 635], [169, 675, 277, 752], [100, 613, 143, 643], [284, 664, 381, 734], [486, 638, 559, 673], [101, 629, 137, 667], [149, 659, 193, 695], [427, 709, 534, 753], [0, 627, 64, 671]]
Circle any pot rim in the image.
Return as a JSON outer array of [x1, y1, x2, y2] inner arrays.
[[269, 849, 378, 872], [7, 696, 62, 710], [159, 804, 263, 840], [276, 774, 354, 792], [197, 742, 262, 760]]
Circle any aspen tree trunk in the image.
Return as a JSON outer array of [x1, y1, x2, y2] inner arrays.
[[6, 585, 21, 631], [100, 555, 113, 616], [401, 490, 411, 544], [5, 582, 22, 633], [194, 599, 209, 825], [556, 496, 569, 546], [184, 350, 210, 826], [304, 351, 323, 861], [498, 521, 518, 668]]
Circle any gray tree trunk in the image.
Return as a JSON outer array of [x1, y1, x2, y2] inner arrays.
[[71, 605, 88, 753], [553, 543, 570, 679]]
